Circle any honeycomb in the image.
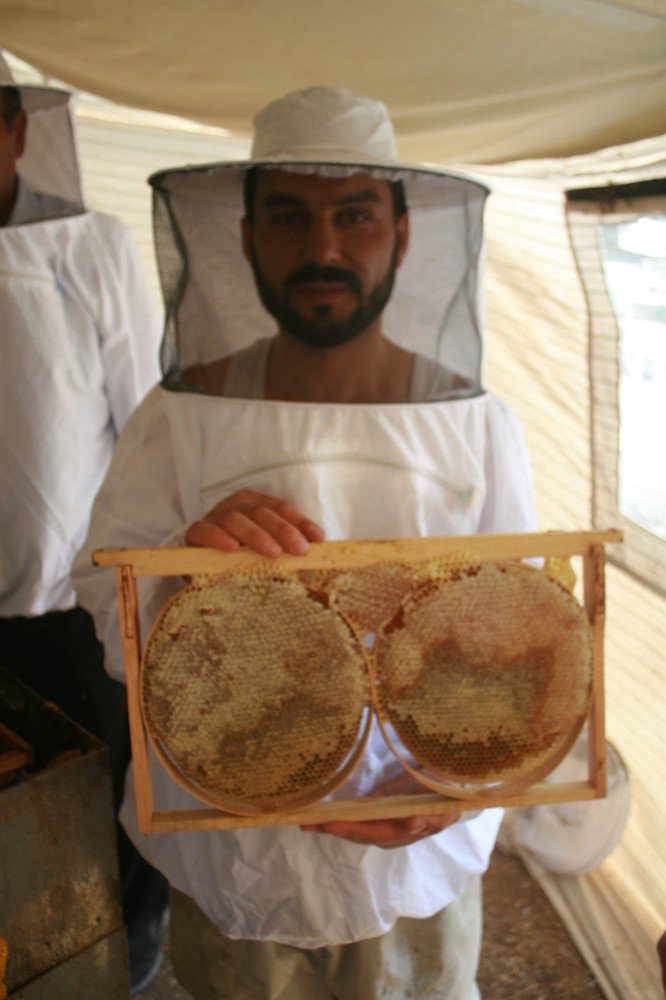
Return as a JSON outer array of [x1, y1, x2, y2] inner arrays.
[[140, 575, 371, 814], [374, 561, 593, 797], [297, 553, 479, 633], [298, 562, 417, 632], [140, 558, 595, 813]]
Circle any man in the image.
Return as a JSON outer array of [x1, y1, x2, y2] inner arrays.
[[0, 56, 167, 994], [74, 86, 537, 998]]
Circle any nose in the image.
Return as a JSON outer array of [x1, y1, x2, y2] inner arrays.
[[305, 215, 343, 265]]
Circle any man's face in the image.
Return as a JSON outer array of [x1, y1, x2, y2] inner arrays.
[[0, 93, 26, 224], [242, 169, 409, 348]]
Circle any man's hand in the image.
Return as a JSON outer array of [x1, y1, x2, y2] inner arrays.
[[300, 771, 461, 849], [186, 489, 325, 557]]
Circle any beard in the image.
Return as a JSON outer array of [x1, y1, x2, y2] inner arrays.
[[249, 245, 399, 349]]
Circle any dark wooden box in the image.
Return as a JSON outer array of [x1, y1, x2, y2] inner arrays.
[[0, 668, 130, 998]]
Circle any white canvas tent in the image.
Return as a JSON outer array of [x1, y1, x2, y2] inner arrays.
[[1, 2, 665, 995], [1, 0, 664, 164]]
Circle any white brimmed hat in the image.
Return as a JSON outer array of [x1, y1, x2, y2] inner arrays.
[[150, 86, 489, 392], [251, 86, 401, 166], [500, 736, 631, 875], [0, 51, 84, 209]]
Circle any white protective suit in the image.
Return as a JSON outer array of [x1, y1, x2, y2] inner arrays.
[[0, 63, 162, 616], [75, 379, 536, 947], [73, 88, 537, 953], [1, 60, 168, 996]]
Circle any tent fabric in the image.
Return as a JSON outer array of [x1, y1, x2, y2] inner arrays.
[[567, 189, 666, 597], [477, 150, 666, 998], [1, 0, 665, 165]]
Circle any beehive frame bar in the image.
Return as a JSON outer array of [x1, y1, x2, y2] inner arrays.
[[94, 529, 621, 835]]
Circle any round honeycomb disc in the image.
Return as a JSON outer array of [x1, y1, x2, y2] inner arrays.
[[140, 575, 371, 814], [374, 562, 593, 798]]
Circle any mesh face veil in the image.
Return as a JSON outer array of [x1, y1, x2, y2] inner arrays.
[[0, 53, 84, 211], [150, 87, 489, 400]]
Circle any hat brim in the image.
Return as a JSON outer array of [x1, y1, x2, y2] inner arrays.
[[149, 157, 489, 199]]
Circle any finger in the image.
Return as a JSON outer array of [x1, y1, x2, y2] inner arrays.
[[217, 506, 320, 556], [187, 513, 282, 558], [301, 819, 417, 844], [302, 812, 461, 846], [228, 491, 325, 541], [202, 492, 325, 554], [261, 498, 326, 543], [371, 772, 420, 796], [214, 509, 286, 557], [185, 519, 241, 552], [302, 520, 326, 542], [404, 812, 461, 835], [249, 506, 316, 555], [404, 817, 428, 835]]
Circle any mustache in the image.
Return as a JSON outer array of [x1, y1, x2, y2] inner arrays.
[[285, 264, 362, 296]]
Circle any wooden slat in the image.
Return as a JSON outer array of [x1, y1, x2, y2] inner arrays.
[[115, 566, 154, 833], [584, 544, 608, 796], [94, 529, 623, 576], [148, 780, 600, 833]]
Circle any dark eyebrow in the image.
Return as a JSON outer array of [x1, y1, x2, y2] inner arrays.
[[260, 189, 384, 210], [261, 193, 306, 209], [334, 189, 383, 206]]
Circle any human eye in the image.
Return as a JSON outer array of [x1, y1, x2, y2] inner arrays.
[[338, 206, 373, 226], [268, 209, 308, 230]]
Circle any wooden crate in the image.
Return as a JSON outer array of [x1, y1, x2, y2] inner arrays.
[[0, 670, 129, 997], [94, 529, 621, 835]]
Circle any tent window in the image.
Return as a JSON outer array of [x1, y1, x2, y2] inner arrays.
[[599, 217, 666, 541], [567, 181, 666, 596]]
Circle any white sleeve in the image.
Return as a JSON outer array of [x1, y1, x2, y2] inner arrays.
[[478, 394, 538, 534], [85, 213, 163, 434], [72, 388, 185, 682]]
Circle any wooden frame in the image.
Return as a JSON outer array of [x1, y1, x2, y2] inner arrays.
[[94, 528, 622, 835]]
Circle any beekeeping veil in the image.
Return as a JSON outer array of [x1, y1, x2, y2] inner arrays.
[[0, 52, 84, 213], [150, 86, 489, 398]]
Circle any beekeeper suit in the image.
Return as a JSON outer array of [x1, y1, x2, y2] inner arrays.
[[74, 86, 537, 999], [0, 55, 167, 994], [0, 55, 161, 617]]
